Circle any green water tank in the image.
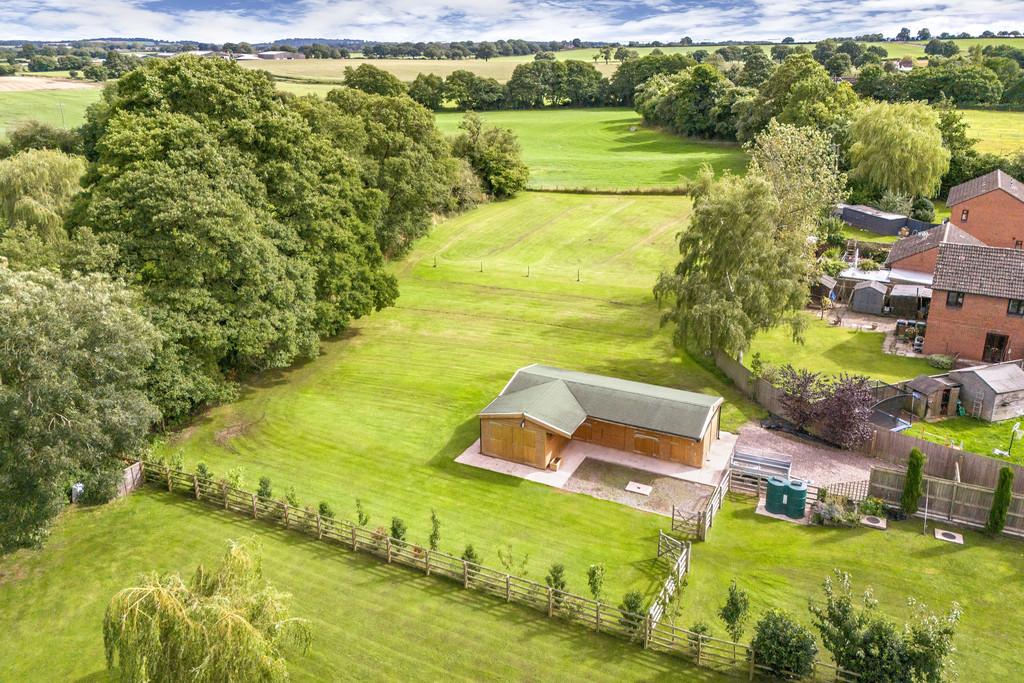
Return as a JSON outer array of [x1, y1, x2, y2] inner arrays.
[[765, 476, 788, 514], [786, 480, 808, 519]]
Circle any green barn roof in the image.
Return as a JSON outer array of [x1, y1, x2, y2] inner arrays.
[[480, 365, 723, 440]]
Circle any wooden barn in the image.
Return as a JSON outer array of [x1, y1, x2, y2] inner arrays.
[[478, 365, 723, 470]]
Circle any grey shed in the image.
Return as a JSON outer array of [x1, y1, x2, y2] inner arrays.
[[850, 281, 887, 315], [948, 364, 1024, 422]]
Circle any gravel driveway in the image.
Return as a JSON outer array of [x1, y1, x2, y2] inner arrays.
[[734, 423, 875, 486]]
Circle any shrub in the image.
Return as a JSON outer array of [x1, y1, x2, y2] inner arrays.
[[284, 487, 299, 509], [76, 465, 123, 505], [987, 466, 1014, 535], [812, 498, 861, 527], [911, 196, 935, 222], [461, 544, 481, 577], [858, 258, 880, 271], [587, 564, 605, 601], [820, 258, 846, 278], [225, 466, 245, 490], [718, 580, 750, 643], [927, 354, 954, 370], [300, 505, 317, 532], [257, 476, 273, 499], [902, 448, 925, 515], [751, 609, 818, 677], [318, 501, 334, 520], [355, 498, 369, 527], [618, 590, 646, 638], [429, 510, 441, 551], [195, 462, 212, 481], [859, 496, 887, 516], [389, 517, 407, 543], [688, 621, 712, 653], [546, 563, 568, 608], [168, 451, 184, 472]]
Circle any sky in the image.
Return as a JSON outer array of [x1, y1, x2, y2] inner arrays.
[[2, 0, 1023, 44]]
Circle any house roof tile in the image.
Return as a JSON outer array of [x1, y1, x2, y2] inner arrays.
[[932, 243, 1024, 300], [947, 169, 1024, 207]]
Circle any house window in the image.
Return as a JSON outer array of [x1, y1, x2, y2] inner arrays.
[[1016, 240, 1023, 249], [946, 291, 965, 308], [1009, 299, 1024, 316], [960, 209, 969, 222]]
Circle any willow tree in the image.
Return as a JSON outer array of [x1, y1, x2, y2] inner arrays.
[[0, 148, 85, 270], [849, 102, 951, 198], [104, 539, 310, 682]]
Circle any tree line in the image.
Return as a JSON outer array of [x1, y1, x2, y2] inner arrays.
[[0, 56, 528, 553]]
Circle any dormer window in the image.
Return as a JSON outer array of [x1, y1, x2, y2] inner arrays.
[[960, 209, 969, 222]]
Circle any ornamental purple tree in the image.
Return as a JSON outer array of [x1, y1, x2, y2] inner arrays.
[[775, 365, 825, 431], [818, 374, 875, 449]]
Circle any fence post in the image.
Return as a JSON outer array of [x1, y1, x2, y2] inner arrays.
[[505, 574, 511, 602], [316, 514, 323, 540], [252, 494, 257, 519], [166, 469, 173, 493], [595, 602, 601, 631], [350, 525, 358, 551], [425, 550, 431, 576], [547, 588, 554, 617], [385, 537, 392, 563], [696, 634, 702, 666], [223, 485, 229, 510], [642, 613, 651, 648], [463, 560, 469, 589], [748, 646, 755, 680], [194, 475, 200, 500], [283, 504, 289, 529]]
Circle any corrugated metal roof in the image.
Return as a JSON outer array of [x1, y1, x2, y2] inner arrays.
[[933, 243, 1024, 300], [953, 364, 1024, 394], [853, 280, 887, 293], [947, 169, 1024, 207], [482, 365, 722, 441], [906, 374, 955, 395], [889, 284, 932, 298]]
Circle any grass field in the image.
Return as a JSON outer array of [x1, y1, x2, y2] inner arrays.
[[841, 225, 900, 244], [0, 88, 100, 137], [906, 417, 1024, 463], [746, 313, 932, 383], [434, 108, 748, 189], [0, 489, 726, 682], [151, 191, 760, 603], [680, 495, 1024, 682], [960, 109, 1024, 155]]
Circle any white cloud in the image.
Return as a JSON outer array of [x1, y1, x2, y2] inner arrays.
[[0, 0, 1023, 43]]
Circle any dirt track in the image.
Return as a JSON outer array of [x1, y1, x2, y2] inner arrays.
[[0, 77, 99, 92]]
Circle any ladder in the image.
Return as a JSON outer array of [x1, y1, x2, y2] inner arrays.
[[971, 397, 982, 418]]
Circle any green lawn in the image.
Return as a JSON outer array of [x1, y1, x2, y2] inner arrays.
[[0, 88, 101, 137], [434, 108, 748, 190], [959, 108, 1024, 156], [0, 489, 726, 682], [747, 314, 932, 383], [155, 191, 760, 603], [841, 226, 900, 244], [679, 496, 1024, 682], [906, 417, 1024, 463]]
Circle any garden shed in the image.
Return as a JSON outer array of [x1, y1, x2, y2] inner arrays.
[[948, 363, 1024, 422], [850, 281, 887, 315], [479, 365, 723, 470], [888, 284, 931, 319], [903, 374, 961, 421]]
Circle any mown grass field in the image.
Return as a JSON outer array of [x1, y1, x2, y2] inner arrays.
[[960, 109, 1024, 155], [434, 108, 748, 189], [746, 313, 932, 383], [0, 490, 726, 682], [906, 417, 1024, 463], [680, 495, 1024, 682], [0, 88, 100, 137], [152, 191, 759, 603]]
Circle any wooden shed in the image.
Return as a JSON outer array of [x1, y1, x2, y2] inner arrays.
[[850, 280, 887, 315], [888, 284, 931, 319], [949, 364, 1024, 422], [479, 365, 723, 470]]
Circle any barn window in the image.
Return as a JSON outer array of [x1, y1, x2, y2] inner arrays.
[[1009, 299, 1024, 317], [960, 209, 969, 222], [946, 291, 965, 309]]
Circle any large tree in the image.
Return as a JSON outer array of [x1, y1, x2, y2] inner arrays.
[[451, 113, 529, 197], [655, 122, 843, 355], [0, 148, 85, 270], [104, 539, 311, 682], [69, 57, 399, 420], [0, 263, 159, 552], [849, 101, 950, 198]]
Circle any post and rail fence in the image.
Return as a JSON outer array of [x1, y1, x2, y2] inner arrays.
[[132, 459, 857, 682]]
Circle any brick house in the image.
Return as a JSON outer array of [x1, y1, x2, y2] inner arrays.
[[884, 222, 983, 273], [946, 169, 1024, 248], [923, 243, 1024, 362]]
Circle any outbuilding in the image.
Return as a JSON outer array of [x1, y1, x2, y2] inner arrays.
[[948, 363, 1024, 422], [903, 374, 961, 421], [850, 280, 887, 315], [479, 365, 723, 470], [888, 284, 931, 319]]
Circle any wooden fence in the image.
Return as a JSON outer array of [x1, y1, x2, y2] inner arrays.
[[868, 466, 1024, 537], [714, 351, 1024, 495], [649, 532, 690, 628], [116, 461, 144, 498], [671, 469, 732, 540], [729, 471, 870, 506], [135, 459, 857, 682]]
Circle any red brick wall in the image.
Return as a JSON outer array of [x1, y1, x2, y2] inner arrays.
[[950, 191, 1024, 248], [889, 247, 937, 273], [924, 289, 1024, 361]]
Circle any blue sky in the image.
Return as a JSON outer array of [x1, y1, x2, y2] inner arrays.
[[2, 1, 1023, 44]]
